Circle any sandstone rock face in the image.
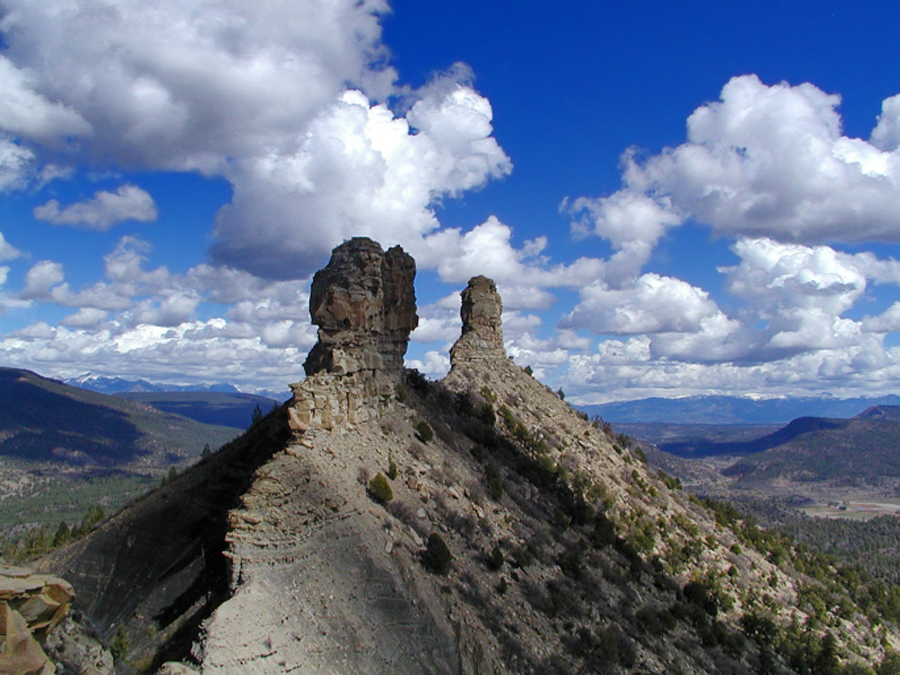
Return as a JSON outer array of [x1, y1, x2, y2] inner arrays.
[[290, 238, 417, 432], [449, 275, 506, 365], [303, 237, 417, 377], [0, 566, 74, 675], [202, 430, 465, 674]]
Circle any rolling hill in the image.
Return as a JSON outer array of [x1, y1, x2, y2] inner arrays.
[[0, 367, 239, 535], [722, 415, 900, 488]]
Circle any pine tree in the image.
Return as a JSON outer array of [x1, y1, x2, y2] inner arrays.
[[52, 521, 71, 548]]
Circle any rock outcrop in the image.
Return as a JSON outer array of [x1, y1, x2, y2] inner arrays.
[[303, 237, 417, 377], [0, 566, 74, 675], [449, 275, 505, 365], [288, 238, 418, 432]]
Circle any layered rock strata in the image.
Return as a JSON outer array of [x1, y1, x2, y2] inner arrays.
[[202, 240, 472, 674], [289, 238, 418, 432]]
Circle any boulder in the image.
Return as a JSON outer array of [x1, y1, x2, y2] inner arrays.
[[0, 566, 74, 675]]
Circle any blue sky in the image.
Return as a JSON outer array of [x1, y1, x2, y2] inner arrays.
[[2, 0, 900, 402]]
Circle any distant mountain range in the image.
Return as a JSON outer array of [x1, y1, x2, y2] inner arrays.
[[65, 374, 241, 394], [580, 393, 900, 425], [0, 368, 237, 466], [66, 374, 290, 402]]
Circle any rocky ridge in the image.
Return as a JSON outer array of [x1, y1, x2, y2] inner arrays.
[[38, 238, 900, 674]]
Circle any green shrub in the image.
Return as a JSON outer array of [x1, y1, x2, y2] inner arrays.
[[484, 463, 503, 500], [387, 459, 398, 480], [477, 403, 496, 426], [636, 606, 670, 635], [415, 421, 434, 443], [406, 369, 429, 391], [683, 580, 720, 617], [486, 545, 504, 571], [422, 532, 453, 574], [110, 625, 129, 663], [250, 404, 263, 427], [52, 521, 71, 548], [878, 651, 900, 675], [590, 513, 617, 548], [368, 472, 393, 504], [510, 546, 529, 568], [740, 613, 779, 645]]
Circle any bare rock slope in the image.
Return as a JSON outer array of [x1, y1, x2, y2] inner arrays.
[[41, 238, 900, 674]]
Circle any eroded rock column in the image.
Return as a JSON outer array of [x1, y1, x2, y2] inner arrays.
[[289, 237, 418, 431], [449, 275, 506, 365]]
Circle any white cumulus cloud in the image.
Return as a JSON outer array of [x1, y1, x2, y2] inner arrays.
[[34, 185, 158, 230], [0, 232, 21, 261], [211, 77, 512, 278], [19, 260, 65, 300], [0, 136, 35, 192], [0, 1, 520, 282], [563, 273, 727, 335], [574, 75, 900, 249]]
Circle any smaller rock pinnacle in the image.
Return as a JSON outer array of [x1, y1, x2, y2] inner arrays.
[[449, 275, 506, 365]]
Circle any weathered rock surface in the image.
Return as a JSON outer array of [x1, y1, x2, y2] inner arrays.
[[303, 237, 417, 378], [449, 275, 505, 365], [0, 566, 74, 675], [289, 238, 417, 434], [44, 615, 114, 675]]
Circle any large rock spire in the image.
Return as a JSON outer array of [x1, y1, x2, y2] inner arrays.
[[290, 237, 418, 431], [303, 237, 418, 377]]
